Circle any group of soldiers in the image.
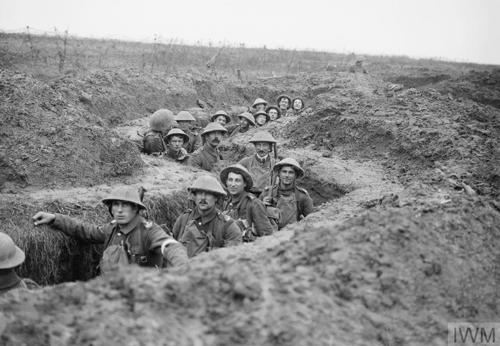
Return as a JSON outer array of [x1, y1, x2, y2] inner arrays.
[[0, 95, 314, 294]]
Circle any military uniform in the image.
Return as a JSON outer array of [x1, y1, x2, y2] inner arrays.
[[185, 130, 202, 154], [238, 155, 276, 193], [188, 144, 222, 172], [222, 192, 274, 238], [0, 271, 38, 295], [51, 213, 186, 272], [260, 185, 314, 230], [172, 207, 242, 258]]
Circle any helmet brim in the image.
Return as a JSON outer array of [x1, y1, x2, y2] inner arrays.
[[101, 197, 146, 210], [220, 167, 254, 191], [273, 163, 305, 178]]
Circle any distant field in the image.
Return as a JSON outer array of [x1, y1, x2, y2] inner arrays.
[[1, 31, 496, 81]]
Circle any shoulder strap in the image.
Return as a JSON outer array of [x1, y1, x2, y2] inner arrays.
[[296, 186, 310, 197]]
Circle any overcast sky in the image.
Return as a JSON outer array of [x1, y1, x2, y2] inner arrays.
[[1, 0, 499, 65]]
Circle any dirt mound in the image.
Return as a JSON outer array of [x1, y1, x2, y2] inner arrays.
[[434, 69, 500, 109], [285, 73, 500, 197], [0, 68, 143, 191], [1, 192, 499, 346]]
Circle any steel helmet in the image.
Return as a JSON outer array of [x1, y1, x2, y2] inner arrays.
[[102, 187, 146, 210], [165, 128, 189, 143], [276, 94, 292, 109], [0, 232, 25, 269], [273, 157, 305, 178], [265, 106, 281, 118], [200, 122, 228, 137], [188, 175, 227, 197], [149, 109, 177, 132], [292, 97, 305, 110], [220, 164, 254, 191], [252, 98, 268, 108], [249, 131, 277, 144], [237, 112, 256, 126], [175, 111, 196, 122], [210, 110, 231, 124]]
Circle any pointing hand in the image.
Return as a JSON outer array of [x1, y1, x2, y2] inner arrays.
[[32, 212, 56, 226]]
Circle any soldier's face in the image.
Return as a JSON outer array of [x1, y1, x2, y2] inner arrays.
[[255, 114, 267, 126], [214, 116, 227, 126], [279, 166, 296, 186], [255, 104, 266, 111], [279, 98, 289, 109], [206, 131, 224, 147], [194, 191, 217, 211], [111, 201, 138, 225], [177, 121, 191, 130], [293, 99, 303, 110], [226, 172, 246, 195], [268, 109, 279, 120], [254, 142, 272, 157], [239, 118, 250, 128], [169, 136, 184, 150]]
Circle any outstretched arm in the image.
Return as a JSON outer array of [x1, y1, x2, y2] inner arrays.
[[32, 212, 108, 244]]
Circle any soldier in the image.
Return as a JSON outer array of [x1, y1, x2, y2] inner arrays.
[[188, 122, 227, 172], [261, 158, 314, 230], [238, 131, 277, 195], [228, 112, 256, 136], [292, 97, 306, 116], [164, 128, 189, 162], [172, 175, 242, 257], [251, 98, 268, 113], [276, 94, 292, 117], [266, 105, 281, 121], [211, 110, 231, 127], [175, 111, 202, 153], [220, 164, 275, 241], [142, 109, 177, 155], [0, 232, 38, 294], [254, 110, 270, 126], [32, 187, 188, 273]]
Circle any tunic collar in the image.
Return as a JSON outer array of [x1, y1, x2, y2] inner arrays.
[[194, 206, 218, 225], [204, 143, 219, 155], [116, 214, 142, 235], [255, 153, 269, 163]]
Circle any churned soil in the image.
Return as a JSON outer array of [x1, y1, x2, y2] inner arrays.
[[1, 37, 500, 345]]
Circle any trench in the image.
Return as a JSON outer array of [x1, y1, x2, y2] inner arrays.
[[2, 76, 354, 287], [7, 161, 350, 287]]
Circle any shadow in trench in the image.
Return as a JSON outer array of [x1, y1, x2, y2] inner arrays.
[[299, 175, 351, 206]]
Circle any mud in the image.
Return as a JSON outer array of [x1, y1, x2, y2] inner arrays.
[[1, 35, 500, 346]]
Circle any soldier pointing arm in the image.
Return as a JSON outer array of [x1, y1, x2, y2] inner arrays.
[[32, 187, 188, 274]]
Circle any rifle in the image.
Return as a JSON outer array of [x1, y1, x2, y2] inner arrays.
[[270, 142, 278, 187]]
